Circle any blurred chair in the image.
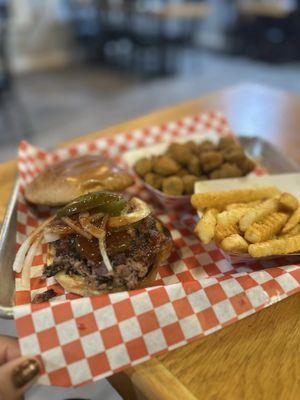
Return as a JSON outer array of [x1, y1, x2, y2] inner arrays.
[[65, 0, 105, 62], [96, 0, 135, 67], [230, 0, 300, 62], [67, 0, 210, 76], [0, 0, 32, 143], [66, 0, 134, 65], [127, 0, 211, 76]]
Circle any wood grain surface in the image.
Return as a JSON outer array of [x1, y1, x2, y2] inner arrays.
[[237, 2, 293, 18], [158, 294, 300, 400], [0, 160, 17, 223], [141, 3, 211, 19], [1, 83, 299, 399]]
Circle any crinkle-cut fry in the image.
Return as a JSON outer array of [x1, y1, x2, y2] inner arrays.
[[191, 186, 280, 210], [245, 212, 288, 243], [239, 198, 279, 232], [279, 224, 300, 238], [221, 234, 249, 253], [249, 234, 300, 257], [279, 192, 298, 212], [214, 223, 239, 243], [217, 207, 249, 227], [195, 208, 218, 244], [282, 205, 300, 233], [226, 201, 261, 210]]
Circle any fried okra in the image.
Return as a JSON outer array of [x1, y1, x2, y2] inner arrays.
[[239, 157, 256, 175], [153, 156, 180, 176], [222, 147, 246, 164], [209, 163, 242, 179], [185, 140, 198, 154], [134, 157, 153, 176], [200, 151, 223, 173], [198, 140, 216, 153], [220, 162, 242, 178], [218, 137, 237, 149], [187, 156, 202, 176], [182, 175, 198, 195], [133, 136, 256, 197], [176, 169, 189, 177], [167, 142, 191, 165], [162, 176, 184, 196], [144, 173, 163, 190]]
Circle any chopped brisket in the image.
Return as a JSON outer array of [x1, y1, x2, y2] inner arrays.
[[32, 289, 57, 303], [43, 215, 170, 291]]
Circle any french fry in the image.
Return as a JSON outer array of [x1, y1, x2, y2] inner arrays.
[[282, 205, 300, 233], [194, 188, 300, 258], [220, 234, 249, 253], [217, 207, 249, 227], [279, 192, 298, 212], [249, 235, 300, 257], [245, 212, 288, 243], [279, 224, 300, 238], [191, 187, 280, 210], [194, 208, 218, 244], [239, 197, 279, 232], [214, 223, 239, 243], [226, 200, 261, 210]]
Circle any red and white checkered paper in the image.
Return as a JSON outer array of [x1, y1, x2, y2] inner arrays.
[[13, 112, 300, 387]]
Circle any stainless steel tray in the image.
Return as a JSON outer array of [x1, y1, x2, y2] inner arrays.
[[0, 180, 18, 318], [0, 136, 299, 319]]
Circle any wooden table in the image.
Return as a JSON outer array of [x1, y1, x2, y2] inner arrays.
[[237, 2, 294, 18], [0, 83, 300, 399], [141, 3, 211, 20]]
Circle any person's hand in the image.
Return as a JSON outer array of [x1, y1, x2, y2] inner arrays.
[[0, 335, 41, 400]]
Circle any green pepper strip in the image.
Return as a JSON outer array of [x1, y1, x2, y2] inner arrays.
[[57, 191, 127, 218]]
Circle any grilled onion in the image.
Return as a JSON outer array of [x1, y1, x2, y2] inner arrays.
[[61, 217, 92, 240], [21, 235, 42, 289], [43, 232, 60, 243], [13, 216, 55, 273], [79, 214, 103, 239], [79, 214, 113, 272]]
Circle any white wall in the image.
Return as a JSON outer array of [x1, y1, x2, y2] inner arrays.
[[10, 0, 74, 73]]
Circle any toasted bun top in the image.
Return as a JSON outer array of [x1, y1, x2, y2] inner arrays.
[[24, 155, 134, 206]]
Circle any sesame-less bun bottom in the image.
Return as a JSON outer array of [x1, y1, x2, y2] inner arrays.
[[47, 221, 172, 296], [53, 263, 160, 296], [54, 271, 125, 296]]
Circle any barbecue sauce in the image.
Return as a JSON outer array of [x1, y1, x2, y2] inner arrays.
[[75, 230, 132, 263]]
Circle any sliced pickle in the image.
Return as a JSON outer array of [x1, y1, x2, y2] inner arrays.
[[57, 191, 127, 218]]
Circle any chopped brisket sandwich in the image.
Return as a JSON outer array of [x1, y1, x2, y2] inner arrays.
[[24, 155, 134, 206], [14, 192, 172, 297]]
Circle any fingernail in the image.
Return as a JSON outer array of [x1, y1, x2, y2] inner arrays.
[[12, 359, 41, 388]]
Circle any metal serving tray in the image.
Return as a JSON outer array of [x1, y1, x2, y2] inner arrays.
[[0, 136, 299, 319]]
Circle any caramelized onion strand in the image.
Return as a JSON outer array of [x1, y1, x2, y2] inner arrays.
[[62, 217, 92, 240], [13, 216, 55, 273]]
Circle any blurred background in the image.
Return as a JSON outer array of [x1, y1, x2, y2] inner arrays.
[[1, 0, 300, 162]]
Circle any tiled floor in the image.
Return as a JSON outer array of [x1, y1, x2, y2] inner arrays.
[[1, 50, 300, 162]]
